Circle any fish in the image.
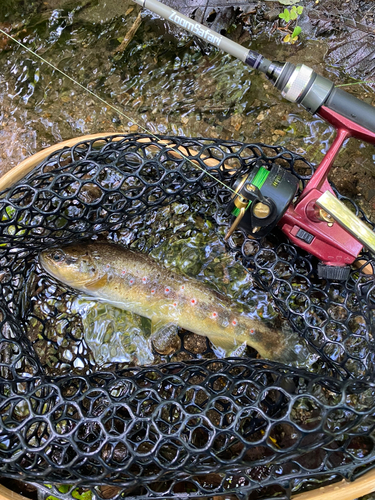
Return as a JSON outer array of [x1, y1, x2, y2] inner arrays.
[[39, 242, 303, 363]]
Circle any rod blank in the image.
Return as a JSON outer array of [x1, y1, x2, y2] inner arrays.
[[132, 0, 250, 62]]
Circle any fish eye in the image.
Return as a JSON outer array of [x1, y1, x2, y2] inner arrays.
[[51, 250, 65, 262]]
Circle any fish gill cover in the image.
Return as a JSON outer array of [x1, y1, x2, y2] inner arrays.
[[0, 133, 374, 499]]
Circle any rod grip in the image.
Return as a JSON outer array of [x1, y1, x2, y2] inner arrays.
[[325, 87, 375, 134]]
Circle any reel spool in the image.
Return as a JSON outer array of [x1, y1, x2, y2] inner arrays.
[[225, 161, 299, 240]]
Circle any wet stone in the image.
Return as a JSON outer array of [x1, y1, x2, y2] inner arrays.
[[151, 325, 181, 355], [182, 332, 209, 355]]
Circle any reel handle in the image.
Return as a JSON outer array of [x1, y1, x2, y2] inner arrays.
[[316, 191, 375, 256]]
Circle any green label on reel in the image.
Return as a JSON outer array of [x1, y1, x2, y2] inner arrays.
[[231, 166, 270, 216]]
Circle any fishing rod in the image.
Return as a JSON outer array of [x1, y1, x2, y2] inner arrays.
[[134, 0, 375, 280]]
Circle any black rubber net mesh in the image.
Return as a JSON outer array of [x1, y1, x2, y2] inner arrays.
[[0, 133, 374, 500]]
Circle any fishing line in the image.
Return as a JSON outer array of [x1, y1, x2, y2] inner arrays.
[[0, 27, 238, 196]]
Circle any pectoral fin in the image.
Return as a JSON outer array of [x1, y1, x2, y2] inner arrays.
[[84, 274, 108, 291]]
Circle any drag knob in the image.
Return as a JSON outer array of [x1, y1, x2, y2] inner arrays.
[[317, 263, 351, 281], [253, 202, 271, 219]]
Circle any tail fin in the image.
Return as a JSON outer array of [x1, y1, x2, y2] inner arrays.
[[272, 325, 319, 368]]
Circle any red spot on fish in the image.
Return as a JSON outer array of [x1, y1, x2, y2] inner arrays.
[[151, 289, 155, 294], [212, 312, 218, 319], [129, 279, 134, 285], [142, 277, 147, 283], [106, 264, 110, 269], [191, 298, 196, 305], [250, 329, 254, 334], [122, 270, 126, 275], [181, 285, 185, 291], [173, 302, 177, 307], [232, 319, 237, 326], [165, 287, 170, 294]]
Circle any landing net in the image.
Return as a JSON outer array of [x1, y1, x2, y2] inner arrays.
[[0, 134, 374, 499]]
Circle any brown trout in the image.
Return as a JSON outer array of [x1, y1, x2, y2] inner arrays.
[[39, 242, 302, 363]]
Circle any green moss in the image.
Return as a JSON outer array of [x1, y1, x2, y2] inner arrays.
[[46, 485, 92, 500]]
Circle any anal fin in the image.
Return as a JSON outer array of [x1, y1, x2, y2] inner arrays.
[[209, 336, 247, 357]]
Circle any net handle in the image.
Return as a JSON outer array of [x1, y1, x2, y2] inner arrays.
[[0, 133, 222, 192], [0, 470, 374, 500], [292, 469, 375, 500], [0, 484, 28, 500], [0, 133, 121, 192]]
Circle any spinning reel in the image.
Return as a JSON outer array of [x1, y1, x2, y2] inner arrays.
[[223, 144, 375, 280], [224, 153, 375, 281]]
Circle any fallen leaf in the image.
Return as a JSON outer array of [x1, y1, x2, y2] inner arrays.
[[125, 6, 134, 15]]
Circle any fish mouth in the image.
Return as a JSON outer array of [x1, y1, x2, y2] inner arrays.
[[39, 253, 60, 278], [39, 250, 101, 289], [39, 251, 52, 270], [39, 250, 69, 281]]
